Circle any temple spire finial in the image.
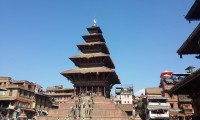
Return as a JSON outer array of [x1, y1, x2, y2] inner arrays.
[[93, 19, 97, 27]]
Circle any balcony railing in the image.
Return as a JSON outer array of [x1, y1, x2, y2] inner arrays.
[[8, 84, 24, 87], [183, 108, 193, 114], [164, 85, 173, 90], [178, 95, 192, 102], [150, 113, 169, 118], [46, 93, 73, 96], [148, 102, 170, 107], [0, 96, 17, 100]]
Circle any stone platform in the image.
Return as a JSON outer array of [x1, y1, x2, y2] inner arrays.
[[37, 96, 131, 120]]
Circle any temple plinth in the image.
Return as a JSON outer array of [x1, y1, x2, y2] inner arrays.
[[61, 24, 121, 98]]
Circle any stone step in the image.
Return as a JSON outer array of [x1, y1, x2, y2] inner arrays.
[[37, 116, 67, 120], [58, 99, 76, 109], [91, 116, 130, 120], [93, 103, 116, 109], [59, 103, 74, 109], [47, 109, 71, 117], [37, 116, 130, 120], [93, 97, 112, 103], [92, 109, 128, 117], [37, 96, 131, 120]]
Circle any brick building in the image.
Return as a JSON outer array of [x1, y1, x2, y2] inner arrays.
[[160, 71, 193, 119], [46, 85, 74, 104], [0, 77, 52, 119]]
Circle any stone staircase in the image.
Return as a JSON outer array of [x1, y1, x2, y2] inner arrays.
[[37, 98, 76, 120], [91, 96, 130, 120], [37, 96, 131, 120]]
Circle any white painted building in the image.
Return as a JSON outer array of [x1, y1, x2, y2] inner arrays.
[[114, 85, 134, 104]]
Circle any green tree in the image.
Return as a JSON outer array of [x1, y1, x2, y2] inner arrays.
[[136, 101, 146, 120]]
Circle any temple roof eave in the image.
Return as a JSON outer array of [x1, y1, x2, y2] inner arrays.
[[77, 42, 110, 54], [69, 53, 115, 68], [177, 23, 200, 56], [69, 53, 109, 59], [61, 67, 115, 74], [82, 34, 105, 42], [70, 59, 115, 69], [87, 26, 102, 33], [185, 0, 200, 21], [77, 42, 105, 46], [61, 67, 121, 84]]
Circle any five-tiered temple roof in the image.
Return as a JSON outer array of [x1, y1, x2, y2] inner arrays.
[[61, 23, 120, 97]]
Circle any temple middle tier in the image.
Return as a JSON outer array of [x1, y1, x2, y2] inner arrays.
[[77, 42, 110, 54], [69, 53, 115, 68], [82, 33, 105, 43], [61, 67, 120, 84]]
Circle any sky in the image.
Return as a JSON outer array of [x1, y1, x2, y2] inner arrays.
[[0, 0, 199, 94]]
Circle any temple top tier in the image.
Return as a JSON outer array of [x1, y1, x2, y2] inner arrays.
[[82, 33, 105, 43], [77, 42, 110, 54], [87, 26, 102, 34], [82, 22, 105, 43]]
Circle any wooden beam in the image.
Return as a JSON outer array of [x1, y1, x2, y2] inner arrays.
[[105, 73, 111, 82], [78, 74, 82, 82]]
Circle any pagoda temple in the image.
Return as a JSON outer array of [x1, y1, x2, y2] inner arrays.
[[61, 21, 121, 98], [35, 22, 131, 120]]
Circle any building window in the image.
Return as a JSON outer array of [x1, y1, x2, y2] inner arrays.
[[38, 98, 41, 103], [28, 103, 30, 108], [24, 91, 27, 97], [30, 93, 33, 98], [41, 98, 43, 102], [22, 103, 26, 108], [27, 92, 30, 98], [18, 102, 21, 107], [28, 85, 32, 90], [20, 90, 24, 96], [9, 90, 13, 96], [124, 101, 126, 103], [170, 103, 174, 108], [127, 95, 129, 98], [127, 101, 129, 103], [2, 91, 6, 96]]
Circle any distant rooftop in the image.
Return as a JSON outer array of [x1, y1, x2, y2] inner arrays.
[[145, 88, 162, 95], [10, 80, 35, 85], [0, 77, 11, 80], [47, 85, 63, 89]]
